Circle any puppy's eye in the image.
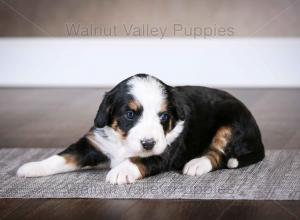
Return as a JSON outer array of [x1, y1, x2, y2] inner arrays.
[[125, 110, 135, 120], [160, 112, 169, 123]]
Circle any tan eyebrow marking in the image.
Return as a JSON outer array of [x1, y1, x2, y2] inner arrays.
[[128, 100, 141, 111], [160, 101, 168, 112]]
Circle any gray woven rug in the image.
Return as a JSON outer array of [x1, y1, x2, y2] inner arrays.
[[0, 148, 299, 200]]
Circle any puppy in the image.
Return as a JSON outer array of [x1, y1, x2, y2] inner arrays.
[[17, 74, 265, 184]]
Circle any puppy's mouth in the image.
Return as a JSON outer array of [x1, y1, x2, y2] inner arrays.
[[130, 144, 159, 157], [138, 145, 166, 157]]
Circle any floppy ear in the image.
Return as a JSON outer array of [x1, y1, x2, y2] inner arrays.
[[94, 92, 114, 128], [175, 100, 186, 121], [171, 88, 186, 121]]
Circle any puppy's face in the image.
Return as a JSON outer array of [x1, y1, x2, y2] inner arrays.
[[94, 74, 184, 157]]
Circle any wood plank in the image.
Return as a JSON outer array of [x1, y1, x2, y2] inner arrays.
[[2, 200, 299, 220], [2, 199, 137, 220], [0, 199, 26, 219], [220, 201, 300, 220]]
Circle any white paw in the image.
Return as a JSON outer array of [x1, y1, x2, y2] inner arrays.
[[17, 161, 48, 177], [183, 156, 213, 176], [106, 160, 142, 184]]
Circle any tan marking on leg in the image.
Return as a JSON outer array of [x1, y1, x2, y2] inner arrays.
[[62, 154, 78, 167], [205, 126, 232, 169], [211, 126, 232, 153], [130, 157, 146, 178], [205, 149, 222, 169]]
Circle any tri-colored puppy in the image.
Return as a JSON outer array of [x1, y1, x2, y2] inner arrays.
[[17, 74, 265, 184]]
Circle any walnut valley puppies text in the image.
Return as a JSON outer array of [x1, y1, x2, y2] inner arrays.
[[65, 23, 235, 39]]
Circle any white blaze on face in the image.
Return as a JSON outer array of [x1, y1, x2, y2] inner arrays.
[[126, 76, 168, 155]]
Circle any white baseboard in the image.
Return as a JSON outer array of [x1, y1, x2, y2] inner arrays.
[[0, 38, 299, 87]]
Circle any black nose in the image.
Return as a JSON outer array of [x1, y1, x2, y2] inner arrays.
[[141, 138, 156, 150]]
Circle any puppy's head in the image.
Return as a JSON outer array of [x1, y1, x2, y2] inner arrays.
[[93, 74, 184, 157]]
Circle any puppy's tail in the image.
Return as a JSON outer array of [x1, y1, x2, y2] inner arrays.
[[226, 151, 265, 169]]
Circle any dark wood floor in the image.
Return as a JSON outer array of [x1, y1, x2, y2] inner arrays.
[[0, 88, 299, 220]]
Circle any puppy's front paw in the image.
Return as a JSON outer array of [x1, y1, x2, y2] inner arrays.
[[183, 156, 212, 176], [106, 160, 142, 184]]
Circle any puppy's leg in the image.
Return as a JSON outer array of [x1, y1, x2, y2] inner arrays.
[[106, 156, 166, 184], [17, 136, 108, 177], [183, 126, 231, 176]]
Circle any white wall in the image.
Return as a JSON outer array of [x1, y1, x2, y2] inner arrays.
[[0, 38, 299, 87]]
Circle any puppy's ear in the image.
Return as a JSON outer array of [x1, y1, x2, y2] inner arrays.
[[94, 91, 114, 128], [171, 89, 186, 121], [175, 101, 186, 121]]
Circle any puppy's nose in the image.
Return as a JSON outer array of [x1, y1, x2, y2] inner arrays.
[[141, 138, 156, 150]]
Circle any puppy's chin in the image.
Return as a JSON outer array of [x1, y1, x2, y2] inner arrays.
[[125, 145, 153, 157], [136, 150, 156, 158]]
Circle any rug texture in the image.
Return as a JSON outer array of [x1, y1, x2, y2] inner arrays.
[[0, 148, 299, 200]]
